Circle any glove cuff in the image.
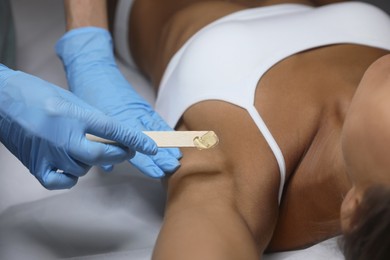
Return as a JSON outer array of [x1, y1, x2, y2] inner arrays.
[[55, 27, 115, 68], [0, 64, 18, 88]]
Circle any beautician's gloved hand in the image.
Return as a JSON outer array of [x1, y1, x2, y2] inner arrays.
[[0, 64, 157, 189], [56, 27, 181, 178]]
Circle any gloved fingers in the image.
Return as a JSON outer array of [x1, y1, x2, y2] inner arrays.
[[159, 145, 182, 163], [100, 164, 114, 172], [53, 159, 90, 178], [140, 113, 182, 160], [136, 113, 183, 173], [69, 138, 135, 166], [129, 153, 166, 178], [150, 149, 181, 174], [55, 100, 154, 160], [85, 115, 158, 155], [140, 112, 173, 131], [43, 146, 92, 177], [37, 167, 79, 190]]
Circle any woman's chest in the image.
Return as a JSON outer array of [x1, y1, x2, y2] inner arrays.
[[255, 45, 389, 180], [263, 45, 389, 250]]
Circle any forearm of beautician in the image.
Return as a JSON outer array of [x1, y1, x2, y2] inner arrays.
[[64, 0, 108, 30], [57, 0, 181, 178]]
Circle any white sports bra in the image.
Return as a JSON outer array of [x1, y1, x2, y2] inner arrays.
[[115, 1, 390, 202]]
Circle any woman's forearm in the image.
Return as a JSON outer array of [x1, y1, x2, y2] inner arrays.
[[63, 0, 108, 30]]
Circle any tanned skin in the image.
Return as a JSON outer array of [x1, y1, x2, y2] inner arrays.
[[103, 0, 390, 259], [129, 0, 388, 259]]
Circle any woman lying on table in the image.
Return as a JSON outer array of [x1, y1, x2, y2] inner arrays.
[[58, 0, 390, 259]]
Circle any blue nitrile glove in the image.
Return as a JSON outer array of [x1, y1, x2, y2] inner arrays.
[[0, 64, 158, 189], [56, 27, 181, 178]]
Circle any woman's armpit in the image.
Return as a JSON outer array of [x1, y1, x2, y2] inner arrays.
[[164, 101, 282, 237]]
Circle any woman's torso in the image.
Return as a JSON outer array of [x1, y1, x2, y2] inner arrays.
[[129, 0, 390, 250]]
